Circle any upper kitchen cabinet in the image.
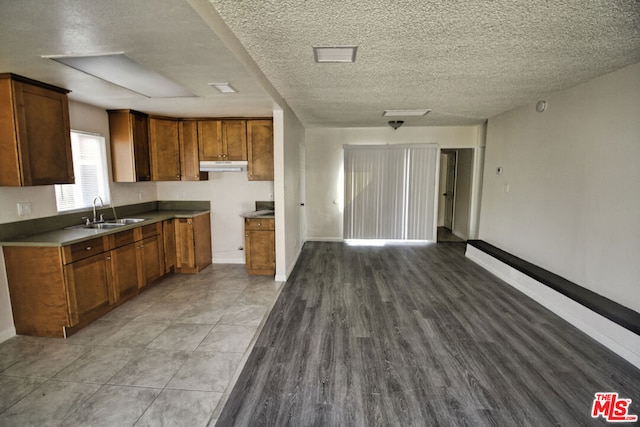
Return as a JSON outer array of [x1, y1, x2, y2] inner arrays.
[[0, 73, 74, 186], [108, 109, 151, 182], [247, 119, 274, 181], [149, 117, 181, 181], [198, 119, 247, 161], [179, 120, 206, 181]]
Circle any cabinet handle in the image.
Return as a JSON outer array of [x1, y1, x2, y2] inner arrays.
[[107, 256, 111, 260], [245, 234, 249, 237], [257, 223, 262, 227], [176, 174, 180, 179], [85, 246, 92, 251]]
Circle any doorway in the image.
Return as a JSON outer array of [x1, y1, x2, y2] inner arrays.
[[437, 148, 473, 243]]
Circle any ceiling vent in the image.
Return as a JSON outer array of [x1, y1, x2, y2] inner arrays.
[[313, 46, 358, 63], [208, 83, 237, 93]]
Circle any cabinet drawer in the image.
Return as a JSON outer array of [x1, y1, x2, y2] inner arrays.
[[139, 222, 161, 239], [109, 229, 136, 249], [62, 237, 107, 264], [244, 218, 275, 231]]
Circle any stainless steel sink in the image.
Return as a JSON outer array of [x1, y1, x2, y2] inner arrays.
[[107, 218, 146, 225], [65, 218, 146, 230]]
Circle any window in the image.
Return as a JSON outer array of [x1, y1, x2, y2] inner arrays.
[[343, 144, 438, 242], [55, 131, 110, 212]]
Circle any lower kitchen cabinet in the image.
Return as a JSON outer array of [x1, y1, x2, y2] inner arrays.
[[175, 213, 212, 274], [64, 252, 114, 327], [244, 217, 275, 275], [2, 213, 211, 338], [110, 242, 139, 300], [138, 234, 164, 287], [163, 218, 177, 274]]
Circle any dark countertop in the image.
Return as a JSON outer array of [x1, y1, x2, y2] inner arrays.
[[240, 209, 275, 219], [0, 210, 210, 247]]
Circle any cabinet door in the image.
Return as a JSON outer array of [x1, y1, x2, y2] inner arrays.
[[247, 120, 273, 181], [132, 112, 151, 181], [110, 242, 140, 301], [12, 80, 74, 186], [108, 110, 150, 182], [245, 230, 275, 275], [175, 218, 195, 272], [137, 234, 164, 287], [179, 121, 203, 181], [223, 120, 247, 161], [64, 253, 113, 324], [197, 120, 223, 160], [163, 219, 177, 274], [149, 118, 181, 181]]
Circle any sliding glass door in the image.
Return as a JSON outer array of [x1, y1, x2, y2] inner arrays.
[[343, 144, 438, 241]]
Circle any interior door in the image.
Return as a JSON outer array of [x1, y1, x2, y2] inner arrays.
[[442, 151, 457, 230]]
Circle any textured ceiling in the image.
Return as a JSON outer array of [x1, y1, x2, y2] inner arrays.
[[1, 1, 638, 126], [210, 0, 640, 126], [0, 0, 275, 118]]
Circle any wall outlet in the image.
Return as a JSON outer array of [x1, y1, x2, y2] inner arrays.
[[138, 192, 143, 200], [496, 166, 503, 175], [17, 201, 31, 216]]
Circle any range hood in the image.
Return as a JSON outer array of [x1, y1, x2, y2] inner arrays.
[[199, 160, 247, 172]]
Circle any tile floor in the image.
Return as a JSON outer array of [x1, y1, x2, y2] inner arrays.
[[0, 264, 283, 427]]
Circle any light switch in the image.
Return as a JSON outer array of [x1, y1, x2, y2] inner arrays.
[[17, 201, 31, 216]]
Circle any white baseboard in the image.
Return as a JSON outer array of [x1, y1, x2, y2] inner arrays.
[[0, 326, 16, 344], [465, 245, 640, 370], [212, 256, 245, 264], [305, 237, 343, 242]]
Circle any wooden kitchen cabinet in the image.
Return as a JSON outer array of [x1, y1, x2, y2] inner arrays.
[[179, 120, 207, 181], [108, 109, 151, 182], [198, 119, 247, 161], [136, 223, 165, 288], [163, 218, 177, 274], [149, 117, 181, 181], [175, 213, 212, 274], [247, 119, 274, 181], [64, 252, 113, 327], [0, 73, 74, 186], [244, 217, 275, 275], [108, 229, 140, 301]]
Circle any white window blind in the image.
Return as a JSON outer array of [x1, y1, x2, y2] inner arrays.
[[344, 144, 438, 241], [55, 131, 110, 212]]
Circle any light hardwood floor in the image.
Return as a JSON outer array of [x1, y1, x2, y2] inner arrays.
[[216, 241, 640, 426]]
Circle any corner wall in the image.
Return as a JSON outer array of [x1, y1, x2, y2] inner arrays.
[[479, 62, 640, 313]]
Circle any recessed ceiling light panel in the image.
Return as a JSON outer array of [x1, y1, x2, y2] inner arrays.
[[208, 83, 237, 93], [46, 53, 194, 98], [383, 109, 432, 117], [313, 46, 358, 63]]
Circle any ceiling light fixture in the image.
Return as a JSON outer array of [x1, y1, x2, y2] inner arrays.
[[45, 53, 194, 98], [208, 83, 237, 93], [383, 109, 431, 117], [313, 45, 358, 63], [388, 120, 404, 130]]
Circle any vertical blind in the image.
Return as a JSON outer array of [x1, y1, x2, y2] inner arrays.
[[343, 144, 438, 241]]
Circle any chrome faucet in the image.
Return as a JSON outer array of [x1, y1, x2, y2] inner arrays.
[[92, 196, 104, 223]]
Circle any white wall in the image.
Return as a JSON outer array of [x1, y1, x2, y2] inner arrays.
[[156, 176, 273, 263], [479, 62, 640, 313], [453, 149, 473, 239], [305, 126, 481, 240], [274, 106, 305, 280]]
